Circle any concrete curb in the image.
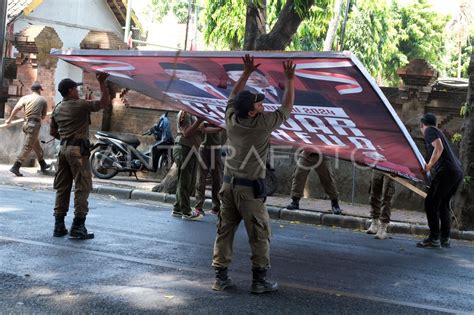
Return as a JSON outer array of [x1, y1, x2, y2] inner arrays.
[[95, 186, 132, 199], [92, 186, 473, 242]]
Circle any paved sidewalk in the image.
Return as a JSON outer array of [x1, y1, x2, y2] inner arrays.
[[1, 164, 472, 241]]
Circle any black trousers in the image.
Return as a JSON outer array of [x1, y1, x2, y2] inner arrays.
[[425, 169, 463, 240]]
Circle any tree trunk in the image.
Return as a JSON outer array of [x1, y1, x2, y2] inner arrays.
[[243, 0, 267, 50], [255, 0, 315, 50], [454, 50, 474, 230], [152, 162, 178, 194], [323, 0, 344, 51]]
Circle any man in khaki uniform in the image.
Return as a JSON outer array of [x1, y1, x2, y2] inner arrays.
[[5, 83, 50, 176], [212, 55, 295, 294], [172, 110, 203, 220], [50, 74, 110, 239], [194, 123, 225, 216], [286, 150, 342, 214], [366, 170, 395, 240]]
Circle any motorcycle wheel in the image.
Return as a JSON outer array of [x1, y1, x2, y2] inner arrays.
[[158, 153, 173, 173], [265, 170, 278, 196], [90, 148, 119, 179]]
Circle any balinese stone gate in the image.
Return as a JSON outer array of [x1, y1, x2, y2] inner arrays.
[[0, 25, 62, 164], [454, 49, 474, 230], [11, 25, 63, 112]]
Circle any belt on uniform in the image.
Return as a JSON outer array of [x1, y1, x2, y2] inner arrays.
[[26, 117, 40, 123], [223, 175, 256, 187], [60, 138, 86, 146]]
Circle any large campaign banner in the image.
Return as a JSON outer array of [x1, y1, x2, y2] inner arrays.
[[51, 49, 426, 182]]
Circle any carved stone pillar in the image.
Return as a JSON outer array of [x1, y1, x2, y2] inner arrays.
[[396, 59, 438, 135], [12, 25, 63, 112]]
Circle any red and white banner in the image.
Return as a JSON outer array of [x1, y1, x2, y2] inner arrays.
[[51, 49, 426, 182]]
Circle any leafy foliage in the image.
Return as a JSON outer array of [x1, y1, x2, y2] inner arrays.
[[202, 0, 247, 50], [285, 0, 333, 51], [446, 33, 474, 78], [342, 0, 401, 84], [202, 0, 332, 50], [452, 132, 463, 144], [460, 101, 472, 118], [149, 0, 465, 86], [395, 0, 449, 75]]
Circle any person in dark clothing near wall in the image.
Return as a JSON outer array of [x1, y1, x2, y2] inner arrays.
[[417, 113, 463, 249]]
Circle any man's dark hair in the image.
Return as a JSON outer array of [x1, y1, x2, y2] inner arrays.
[[58, 78, 82, 97], [31, 83, 43, 91], [233, 90, 264, 118], [421, 113, 437, 126]]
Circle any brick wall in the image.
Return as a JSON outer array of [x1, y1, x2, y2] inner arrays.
[[15, 56, 37, 99]]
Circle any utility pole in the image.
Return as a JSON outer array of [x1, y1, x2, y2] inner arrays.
[[184, 0, 194, 51], [339, 0, 351, 51], [124, 0, 133, 46], [0, 0, 8, 118]]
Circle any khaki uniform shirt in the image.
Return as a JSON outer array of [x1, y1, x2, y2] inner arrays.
[[52, 98, 101, 140], [224, 98, 290, 180], [201, 124, 227, 147], [175, 111, 202, 148], [14, 92, 47, 120]]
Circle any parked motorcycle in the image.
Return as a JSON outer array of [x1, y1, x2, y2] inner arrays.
[[90, 113, 174, 179]]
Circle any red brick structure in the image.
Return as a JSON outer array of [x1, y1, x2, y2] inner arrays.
[[11, 25, 63, 112]]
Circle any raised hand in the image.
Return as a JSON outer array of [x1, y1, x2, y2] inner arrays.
[[96, 72, 109, 83], [283, 60, 296, 80], [242, 54, 261, 73]]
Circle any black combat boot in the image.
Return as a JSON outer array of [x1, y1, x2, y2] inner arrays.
[[286, 197, 300, 210], [251, 268, 278, 294], [38, 160, 51, 172], [69, 217, 94, 240], [212, 267, 233, 291], [53, 215, 68, 237], [331, 199, 342, 215], [9, 161, 23, 177]]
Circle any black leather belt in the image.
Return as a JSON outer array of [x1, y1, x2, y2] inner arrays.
[[60, 138, 86, 146], [27, 117, 40, 123], [223, 175, 256, 187]]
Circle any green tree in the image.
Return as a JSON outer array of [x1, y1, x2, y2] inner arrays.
[[147, 0, 451, 85], [203, 0, 332, 50], [396, 0, 449, 74], [342, 0, 401, 85], [446, 33, 473, 78]]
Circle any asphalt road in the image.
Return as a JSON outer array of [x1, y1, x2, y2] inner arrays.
[[0, 185, 473, 314]]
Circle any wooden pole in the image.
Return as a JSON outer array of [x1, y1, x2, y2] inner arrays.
[[387, 174, 427, 199]]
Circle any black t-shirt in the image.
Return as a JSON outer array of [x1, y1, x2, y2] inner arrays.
[[424, 127, 462, 173]]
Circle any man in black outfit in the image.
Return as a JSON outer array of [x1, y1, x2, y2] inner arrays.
[[417, 113, 463, 248]]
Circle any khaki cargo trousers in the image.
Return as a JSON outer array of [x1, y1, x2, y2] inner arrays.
[[16, 121, 44, 164], [53, 145, 92, 218], [212, 183, 271, 269], [173, 144, 198, 215], [369, 171, 395, 223], [195, 146, 223, 211], [290, 151, 338, 200]]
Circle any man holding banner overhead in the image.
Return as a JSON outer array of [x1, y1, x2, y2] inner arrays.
[[211, 55, 295, 294]]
